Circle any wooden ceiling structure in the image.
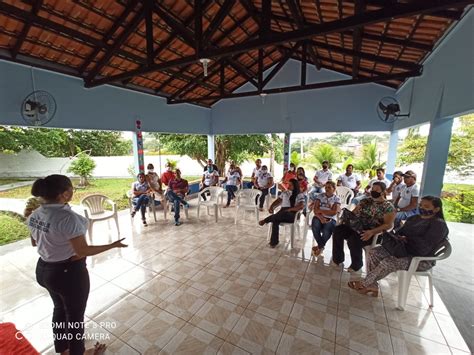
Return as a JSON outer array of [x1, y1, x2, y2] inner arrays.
[[0, 0, 472, 107]]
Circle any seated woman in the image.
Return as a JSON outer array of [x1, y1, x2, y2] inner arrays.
[[200, 164, 219, 201], [332, 182, 395, 272], [258, 179, 305, 248], [222, 162, 241, 208], [131, 173, 152, 226], [348, 196, 449, 296], [279, 163, 297, 190], [311, 181, 341, 256]]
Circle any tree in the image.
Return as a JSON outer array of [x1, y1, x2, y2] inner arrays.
[[305, 143, 342, 170], [67, 152, 96, 186], [290, 151, 301, 166], [156, 133, 271, 175], [326, 133, 352, 146], [355, 140, 385, 178]]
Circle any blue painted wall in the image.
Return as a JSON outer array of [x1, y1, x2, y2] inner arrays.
[[211, 60, 396, 134], [394, 9, 474, 129], [0, 61, 210, 133]]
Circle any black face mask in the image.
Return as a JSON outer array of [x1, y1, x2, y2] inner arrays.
[[322, 165, 328, 169], [370, 191, 381, 198], [419, 208, 435, 216]]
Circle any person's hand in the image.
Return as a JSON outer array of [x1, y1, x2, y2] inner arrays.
[[360, 230, 375, 241], [268, 207, 274, 214], [112, 238, 128, 248]]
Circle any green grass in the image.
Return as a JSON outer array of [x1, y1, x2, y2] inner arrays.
[[0, 211, 29, 246], [441, 183, 474, 224], [0, 179, 27, 185]]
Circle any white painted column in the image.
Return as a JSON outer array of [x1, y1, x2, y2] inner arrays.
[[207, 134, 215, 161], [386, 130, 399, 175], [420, 117, 454, 197]]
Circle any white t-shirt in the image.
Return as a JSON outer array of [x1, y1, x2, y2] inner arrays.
[[314, 169, 333, 187], [397, 184, 420, 209], [315, 193, 341, 220], [369, 177, 391, 189], [132, 181, 149, 193], [280, 191, 305, 208], [226, 171, 241, 186], [391, 182, 405, 202], [252, 167, 260, 177], [203, 170, 219, 186], [146, 172, 161, 190], [337, 173, 360, 190], [257, 170, 273, 187], [28, 204, 88, 262]]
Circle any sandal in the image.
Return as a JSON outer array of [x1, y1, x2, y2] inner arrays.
[[312, 246, 324, 257], [348, 280, 379, 297]]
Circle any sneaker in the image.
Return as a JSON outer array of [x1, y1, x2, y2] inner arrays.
[[259, 208, 264, 212], [131, 210, 136, 218], [268, 243, 278, 248], [330, 259, 342, 267], [175, 221, 182, 226], [347, 267, 361, 273], [142, 219, 148, 227]]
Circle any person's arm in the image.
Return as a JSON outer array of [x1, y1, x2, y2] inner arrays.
[[288, 201, 304, 212], [399, 196, 418, 212], [265, 177, 273, 189], [132, 186, 142, 196], [269, 198, 282, 213], [361, 211, 396, 241], [313, 174, 319, 184], [30, 236, 36, 247], [386, 181, 396, 194], [354, 179, 362, 192], [69, 235, 127, 258]]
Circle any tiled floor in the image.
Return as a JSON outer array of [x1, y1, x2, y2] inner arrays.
[[0, 204, 470, 354]]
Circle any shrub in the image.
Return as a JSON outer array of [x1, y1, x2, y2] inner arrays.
[[68, 152, 96, 186], [442, 191, 474, 224], [0, 211, 29, 246]]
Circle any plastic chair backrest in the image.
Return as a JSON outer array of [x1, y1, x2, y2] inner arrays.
[[204, 186, 224, 201], [432, 240, 452, 260], [336, 186, 354, 206], [81, 194, 107, 215], [237, 189, 261, 205]]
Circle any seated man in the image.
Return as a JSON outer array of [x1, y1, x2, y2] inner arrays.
[[200, 163, 219, 201], [249, 158, 262, 188], [131, 172, 152, 226], [203, 158, 219, 174], [312, 160, 332, 194], [254, 165, 274, 211], [394, 170, 419, 227], [337, 164, 361, 196], [386, 171, 405, 203], [222, 162, 241, 208], [161, 162, 176, 187], [166, 169, 189, 226], [351, 168, 391, 205]]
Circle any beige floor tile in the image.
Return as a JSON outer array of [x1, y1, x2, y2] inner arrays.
[[247, 286, 297, 323], [186, 267, 228, 295], [106, 338, 141, 354], [163, 243, 196, 258], [338, 288, 388, 325], [0, 294, 52, 331], [111, 264, 157, 292], [140, 252, 181, 273], [228, 259, 274, 286], [85, 282, 129, 318], [385, 304, 447, 344], [434, 312, 470, 352], [297, 280, 340, 309], [161, 323, 224, 355], [277, 324, 336, 355], [93, 293, 154, 337], [132, 274, 183, 306], [87, 257, 136, 281], [390, 328, 452, 354], [217, 341, 251, 355], [119, 245, 161, 264], [159, 284, 210, 321], [161, 259, 204, 283], [190, 296, 244, 339], [287, 297, 337, 342], [262, 267, 304, 294], [213, 278, 260, 308], [120, 307, 186, 353], [186, 248, 220, 267], [21, 316, 54, 353], [380, 278, 430, 309], [207, 255, 243, 276], [335, 312, 393, 354], [226, 309, 285, 354]]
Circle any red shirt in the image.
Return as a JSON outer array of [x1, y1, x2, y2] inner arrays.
[[161, 171, 176, 186], [298, 178, 308, 192], [169, 178, 188, 193]]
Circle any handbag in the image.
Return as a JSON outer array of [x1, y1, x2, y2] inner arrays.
[[340, 208, 365, 233], [381, 231, 408, 258]]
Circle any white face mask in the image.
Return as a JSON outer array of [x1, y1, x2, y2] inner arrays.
[[148, 169, 154, 173], [261, 169, 268, 173]]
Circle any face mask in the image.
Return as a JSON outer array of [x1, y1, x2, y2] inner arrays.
[[370, 191, 381, 198], [166, 167, 171, 171], [419, 208, 435, 216], [322, 165, 328, 169], [148, 169, 154, 173], [261, 169, 267, 173], [298, 176, 304, 180], [208, 167, 213, 173]]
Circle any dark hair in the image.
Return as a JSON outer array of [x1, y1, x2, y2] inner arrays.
[[137, 172, 145, 179], [371, 181, 387, 192], [325, 181, 336, 189], [421, 196, 445, 220], [175, 168, 181, 174], [346, 164, 354, 169], [288, 178, 300, 207], [147, 163, 154, 169], [393, 170, 403, 177], [31, 174, 72, 201], [296, 167, 306, 177], [376, 168, 385, 173]]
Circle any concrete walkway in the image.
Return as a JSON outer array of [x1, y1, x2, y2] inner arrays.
[[0, 180, 34, 192]]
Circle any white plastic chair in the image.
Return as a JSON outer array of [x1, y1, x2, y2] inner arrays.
[[267, 207, 303, 249], [81, 194, 119, 241], [197, 186, 224, 222], [396, 241, 451, 311], [234, 189, 261, 224], [335, 186, 354, 208], [127, 191, 157, 222]]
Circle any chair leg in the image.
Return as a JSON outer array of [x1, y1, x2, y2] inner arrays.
[[427, 274, 434, 307], [114, 215, 120, 237], [234, 207, 238, 224], [214, 205, 218, 223], [163, 200, 168, 220], [88, 222, 93, 243], [184, 205, 189, 219], [197, 204, 200, 219], [397, 270, 411, 311], [256, 208, 259, 223], [290, 226, 295, 249]]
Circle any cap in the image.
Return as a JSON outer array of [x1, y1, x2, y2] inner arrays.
[[403, 170, 417, 178], [322, 160, 329, 164]]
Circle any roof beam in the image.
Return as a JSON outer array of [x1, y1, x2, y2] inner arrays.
[[352, 0, 366, 78], [145, 0, 154, 67], [286, 0, 321, 70], [263, 42, 302, 87], [153, 3, 195, 46], [84, 5, 145, 83], [194, 0, 203, 55], [203, 0, 236, 44], [301, 42, 307, 86], [11, 0, 43, 58], [168, 69, 422, 103], [87, 0, 469, 87]]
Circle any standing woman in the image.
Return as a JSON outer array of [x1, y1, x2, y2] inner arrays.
[[259, 179, 305, 248], [28, 175, 127, 355]]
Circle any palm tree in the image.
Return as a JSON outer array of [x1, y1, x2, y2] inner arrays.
[[355, 140, 385, 178], [305, 143, 339, 169]]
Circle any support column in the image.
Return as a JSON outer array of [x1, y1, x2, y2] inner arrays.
[[386, 130, 399, 175], [420, 117, 454, 197], [132, 120, 144, 174], [283, 133, 291, 174], [207, 134, 215, 161]]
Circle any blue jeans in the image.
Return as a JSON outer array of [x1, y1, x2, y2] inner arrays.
[[166, 190, 187, 222], [133, 194, 150, 220], [311, 217, 336, 248], [394, 209, 418, 228], [225, 185, 238, 206]]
